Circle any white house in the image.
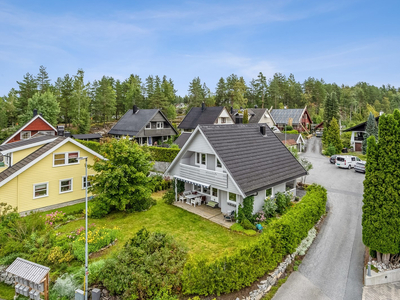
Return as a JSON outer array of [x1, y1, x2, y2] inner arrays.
[[231, 107, 276, 128], [165, 124, 308, 215]]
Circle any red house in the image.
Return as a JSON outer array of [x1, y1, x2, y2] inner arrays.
[[270, 107, 312, 133], [1, 110, 57, 145]]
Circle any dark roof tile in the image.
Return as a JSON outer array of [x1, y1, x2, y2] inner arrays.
[[178, 107, 225, 129], [174, 132, 192, 148], [0, 135, 57, 152]]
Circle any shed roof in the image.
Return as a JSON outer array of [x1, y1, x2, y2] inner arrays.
[[343, 116, 380, 132], [178, 106, 226, 129], [72, 133, 102, 140], [270, 108, 304, 125], [174, 132, 192, 148], [6, 258, 50, 284], [199, 124, 307, 195]]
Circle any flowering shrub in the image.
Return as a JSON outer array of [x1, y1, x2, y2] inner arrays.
[[254, 211, 266, 223], [47, 246, 74, 264], [263, 197, 277, 218], [72, 226, 119, 261], [42, 211, 66, 226]]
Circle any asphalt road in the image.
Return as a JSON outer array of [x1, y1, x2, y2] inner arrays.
[[273, 137, 365, 300]]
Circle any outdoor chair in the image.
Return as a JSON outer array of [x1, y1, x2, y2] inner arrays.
[[179, 194, 186, 202], [224, 210, 235, 222]]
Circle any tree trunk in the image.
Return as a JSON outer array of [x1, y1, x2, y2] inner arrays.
[[382, 253, 390, 265], [377, 251, 382, 263]]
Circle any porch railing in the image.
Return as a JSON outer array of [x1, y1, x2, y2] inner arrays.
[[179, 163, 228, 188]]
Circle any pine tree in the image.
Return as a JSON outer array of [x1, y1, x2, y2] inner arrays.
[[362, 112, 379, 154], [36, 65, 51, 93], [325, 117, 342, 153], [323, 92, 340, 127], [16, 73, 38, 116], [362, 112, 400, 263], [188, 77, 205, 108], [92, 76, 116, 125], [215, 77, 227, 106], [243, 109, 249, 123], [56, 74, 74, 127], [71, 70, 91, 133], [20, 91, 60, 126]]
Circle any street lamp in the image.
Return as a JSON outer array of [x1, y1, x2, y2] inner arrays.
[[78, 156, 89, 300]]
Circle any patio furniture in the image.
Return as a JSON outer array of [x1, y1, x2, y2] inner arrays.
[[179, 194, 186, 202], [191, 197, 202, 207], [185, 194, 197, 205], [206, 201, 219, 208], [224, 210, 235, 222]]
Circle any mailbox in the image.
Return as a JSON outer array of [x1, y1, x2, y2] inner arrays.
[[34, 290, 40, 300], [15, 284, 21, 294], [29, 289, 35, 299], [23, 279, 28, 286], [18, 285, 24, 294], [29, 281, 35, 288], [23, 286, 29, 297], [38, 282, 44, 292], [75, 289, 84, 300]]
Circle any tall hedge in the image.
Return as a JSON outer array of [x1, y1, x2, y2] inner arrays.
[[182, 184, 327, 296], [75, 139, 102, 154], [147, 146, 180, 162]]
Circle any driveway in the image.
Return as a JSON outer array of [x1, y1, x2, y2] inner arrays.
[[273, 137, 365, 300]]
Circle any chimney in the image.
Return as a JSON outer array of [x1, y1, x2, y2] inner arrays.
[[260, 125, 267, 136], [133, 105, 138, 114], [254, 105, 258, 108], [57, 125, 65, 137], [33, 109, 38, 117], [230, 106, 233, 114], [202, 102, 205, 111]]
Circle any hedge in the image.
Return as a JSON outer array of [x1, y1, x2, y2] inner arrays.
[[75, 139, 102, 154], [181, 184, 327, 296], [147, 146, 180, 162]]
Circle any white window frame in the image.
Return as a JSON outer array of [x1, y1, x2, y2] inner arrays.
[[53, 151, 80, 167], [228, 192, 237, 205], [33, 182, 49, 199], [156, 122, 164, 129], [221, 117, 226, 124], [195, 152, 201, 165], [59, 178, 73, 194], [215, 158, 223, 172], [145, 123, 151, 129], [162, 136, 169, 142], [82, 175, 93, 189], [20, 131, 31, 140], [211, 187, 219, 203]]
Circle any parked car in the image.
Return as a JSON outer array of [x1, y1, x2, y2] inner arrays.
[[336, 155, 362, 169], [330, 155, 338, 164], [315, 131, 323, 138], [354, 161, 366, 173]]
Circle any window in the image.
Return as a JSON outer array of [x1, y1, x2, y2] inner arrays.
[[60, 179, 73, 193], [202, 186, 210, 194], [229, 192, 236, 202], [82, 175, 93, 189], [146, 123, 151, 129], [194, 185, 201, 192], [201, 154, 206, 165], [21, 131, 31, 140], [221, 117, 226, 124], [216, 158, 222, 168], [195, 152, 201, 165], [212, 188, 218, 197], [266, 188, 272, 197], [157, 122, 164, 129], [33, 183, 48, 199], [53, 152, 79, 166]]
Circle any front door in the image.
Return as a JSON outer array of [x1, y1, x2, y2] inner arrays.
[[211, 187, 219, 203]]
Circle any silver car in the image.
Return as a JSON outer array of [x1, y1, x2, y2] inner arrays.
[[354, 161, 366, 173]]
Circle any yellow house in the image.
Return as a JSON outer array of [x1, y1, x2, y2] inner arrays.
[[0, 135, 105, 213]]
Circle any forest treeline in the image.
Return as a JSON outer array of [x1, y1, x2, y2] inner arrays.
[[1, 66, 400, 136]]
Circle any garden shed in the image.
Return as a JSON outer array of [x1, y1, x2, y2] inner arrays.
[[6, 258, 50, 300]]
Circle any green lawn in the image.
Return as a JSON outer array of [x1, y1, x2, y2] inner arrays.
[[54, 191, 256, 259], [0, 282, 15, 300], [347, 151, 367, 161]]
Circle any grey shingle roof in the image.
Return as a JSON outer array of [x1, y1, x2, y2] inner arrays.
[[270, 109, 304, 125], [6, 258, 50, 284], [178, 107, 225, 130], [199, 124, 307, 195], [343, 116, 380, 132], [232, 108, 268, 124], [108, 109, 177, 137], [174, 132, 192, 148], [0, 135, 57, 152], [72, 133, 102, 140], [0, 137, 65, 183]]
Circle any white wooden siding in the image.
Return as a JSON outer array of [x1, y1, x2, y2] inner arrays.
[[186, 131, 214, 154], [180, 164, 227, 188]]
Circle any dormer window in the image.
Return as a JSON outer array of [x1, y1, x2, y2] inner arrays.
[[195, 152, 207, 166], [221, 117, 226, 124], [21, 131, 31, 140], [157, 122, 164, 129], [145, 123, 151, 129]]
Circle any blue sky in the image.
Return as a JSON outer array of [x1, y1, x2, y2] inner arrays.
[[1, 0, 399, 96]]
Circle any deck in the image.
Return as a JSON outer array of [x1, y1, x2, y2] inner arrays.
[[173, 201, 233, 229]]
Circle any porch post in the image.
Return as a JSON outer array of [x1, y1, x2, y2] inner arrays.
[[175, 178, 178, 202], [235, 195, 240, 222]]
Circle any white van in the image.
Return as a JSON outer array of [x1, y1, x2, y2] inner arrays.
[[336, 155, 361, 169]]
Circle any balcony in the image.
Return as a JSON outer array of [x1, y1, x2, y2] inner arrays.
[[179, 164, 228, 188]]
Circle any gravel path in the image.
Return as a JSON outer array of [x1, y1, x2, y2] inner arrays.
[[273, 137, 365, 300]]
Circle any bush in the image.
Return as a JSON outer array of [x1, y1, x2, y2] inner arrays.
[[100, 228, 187, 300], [150, 175, 172, 192], [0, 252, 27, 265], [263, 197, 277, 218], [284, 130, 298, 134], [43, 211, 66, 226], [147, 146, 180, 162], [325, 144, 337, 156], [87, 198, 111, 219], [182, 184, 327, 296], [75, 139, 102, 154], [230, 224, 257, 236], [275, 192, 292, 214], [285, 125, 293, 131], [72, 226, 119, 261], [237, 196, 254, 223], [163, 189, 176, 205], [341, 132, 352, 149], [50, 273, 80, 300], [241, 218, 256, 230]]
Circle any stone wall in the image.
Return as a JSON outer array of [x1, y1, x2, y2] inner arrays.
[[152, 161, 171, 173]]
